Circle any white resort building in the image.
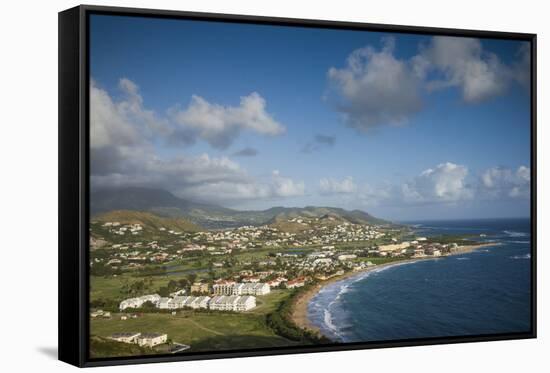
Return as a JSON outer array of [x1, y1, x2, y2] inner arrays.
[[137, 333, 168, 347], [119, 294, 161, 311], [213, 282, 270, 296], [208, 295, 256, 311], [109, 332, 141, 344]]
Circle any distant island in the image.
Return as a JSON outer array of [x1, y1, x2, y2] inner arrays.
[[89, 187, 499, 357]]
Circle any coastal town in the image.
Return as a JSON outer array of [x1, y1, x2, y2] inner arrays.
[[89, 211, 491, 356]]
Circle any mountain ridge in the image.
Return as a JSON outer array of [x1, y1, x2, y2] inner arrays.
[[91, 187, 388, 229]]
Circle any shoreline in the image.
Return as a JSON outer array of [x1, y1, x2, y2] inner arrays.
[[289, 242, 500, 340]]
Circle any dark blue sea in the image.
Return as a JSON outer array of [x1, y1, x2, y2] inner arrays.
[[307, 218, 532, 342]]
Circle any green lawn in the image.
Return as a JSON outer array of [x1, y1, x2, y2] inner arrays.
[[91, 291, 300, 357]]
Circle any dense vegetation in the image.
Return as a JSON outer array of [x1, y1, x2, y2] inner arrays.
[[266, 286, 331, 344]]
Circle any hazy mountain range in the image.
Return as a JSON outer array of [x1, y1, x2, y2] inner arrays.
[[91, 187, 387, 229]]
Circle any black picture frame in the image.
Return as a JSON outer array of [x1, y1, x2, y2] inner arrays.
[[58, 4, 537, 368]]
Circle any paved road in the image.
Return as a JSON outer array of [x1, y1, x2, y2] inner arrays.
[[170, 343, 191, 354]]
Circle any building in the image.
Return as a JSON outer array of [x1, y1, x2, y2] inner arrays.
[[234, 283, 271, 296], [194, 296, 211, 309], [379, 242, 411, 252], [266, 277, 287, 288], [286, 277, 306, 289], [213, 281, 270, 296], [209, 295, 256, 311], [170, 289, 186, 297], [337, 254, 357, 261], [157, 297, 172, 309], [90, 309, 111, 319], [119, 294, 161, 311], [110, 332, 141, 344], [137, 333, 167, 347], [212, 280, 236, 295], [413, 249, 426, 258], [190, 282, 210, 294], [234, 295, 256, 311], [161, 295, 211, 310]]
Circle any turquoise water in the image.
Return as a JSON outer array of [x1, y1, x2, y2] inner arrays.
[[307, 218, 532, 342]]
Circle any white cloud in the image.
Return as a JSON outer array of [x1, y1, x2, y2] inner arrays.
[[90, 80, 161, 176], [89, 78, 300, 204], [327, 37, 423, 131], [327, 37, 530, 130], [480, 165, 530, 198], [170, 92, 285, 149], [401, 162, 473, 203], [319, 176, 357, 195], [90, 80, 143, 149], [420, 36, 509, 103], [91, 77, 284, 152], [271, 170, 305, 197], [92, 152, 306, 204]]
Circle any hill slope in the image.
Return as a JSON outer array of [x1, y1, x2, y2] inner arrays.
[[92, 210, 202, 232]]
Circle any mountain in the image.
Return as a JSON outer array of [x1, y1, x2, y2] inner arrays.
[[90, 187, 387, 229]]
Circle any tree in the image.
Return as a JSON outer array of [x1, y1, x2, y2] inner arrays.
[[186, 273, 197, 284]]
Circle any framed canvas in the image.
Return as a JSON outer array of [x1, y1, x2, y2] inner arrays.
[[58, 5, 537, 367]]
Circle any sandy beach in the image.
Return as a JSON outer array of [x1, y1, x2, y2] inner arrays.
[[289, 242, 500, 339]]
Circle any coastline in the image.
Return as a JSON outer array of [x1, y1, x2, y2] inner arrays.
[[289, 242, 500, 340]]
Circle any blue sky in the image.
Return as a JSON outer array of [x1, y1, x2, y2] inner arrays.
[[89, 14, 531, 220]]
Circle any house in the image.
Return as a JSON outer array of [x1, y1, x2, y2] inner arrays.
[[286, 277, 306, 289], [137, 333, 167, 347], [90, 310, 111, 319], [413, 249, 426, 258], [110, 332, 141, 344], [266, 277, 287, 288]]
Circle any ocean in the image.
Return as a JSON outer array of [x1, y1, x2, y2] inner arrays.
[[307, 218, 532, 343]]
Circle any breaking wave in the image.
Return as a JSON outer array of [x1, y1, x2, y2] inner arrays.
[[503, 230, 528, 238]]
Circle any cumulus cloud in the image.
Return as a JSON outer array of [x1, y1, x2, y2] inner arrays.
[[271, 170, 306, 197], [90, 80, 162, 177], [419, 36, 509, 103], [169, 92, 285, 149], [401, 162, 473, 203], [327, 37, 531, 130], [232, 147, 259, 157], [327, 37, 423, 131], [89, 78, 300, 204], [325, 162, 530, 209], [319, 176, 357, 195], [301, 134, 336, 153], [480, 165, 530, 198]]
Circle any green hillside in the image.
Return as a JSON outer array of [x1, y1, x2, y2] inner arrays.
[[92, 210, 202, 232]]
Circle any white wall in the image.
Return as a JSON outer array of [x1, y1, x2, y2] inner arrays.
[[0, 0, 547, 371]]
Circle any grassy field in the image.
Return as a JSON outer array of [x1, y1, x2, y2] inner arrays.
[[90, 290, 301, 356]]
